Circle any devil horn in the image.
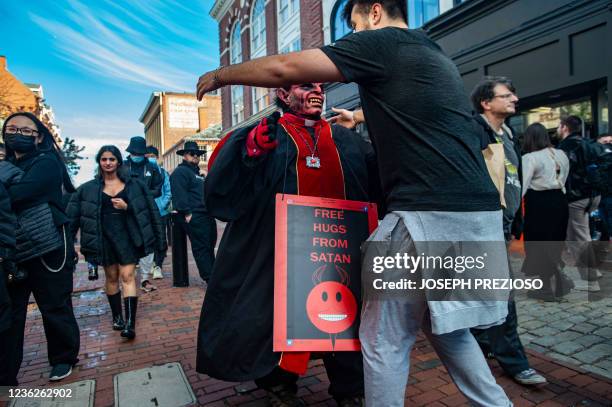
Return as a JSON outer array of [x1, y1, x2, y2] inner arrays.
[[312, 265, 326, 286], [336, 265, 350, 286]]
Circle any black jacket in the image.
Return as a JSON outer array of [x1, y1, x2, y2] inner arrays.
[[67, 177, 164, 264], [474, 114, 524, 238], [7, 150, 70, 226], [558, 133, 599, 202], [0, 182, 15, 260], [170, 161, 206, 216], [124, 157, 163, 198], [0, 182, 13, 333], [196, 120, 379, 380]]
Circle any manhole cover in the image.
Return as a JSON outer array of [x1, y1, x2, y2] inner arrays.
[[114, 362, 195, 407], [8, 379, 95, 407]]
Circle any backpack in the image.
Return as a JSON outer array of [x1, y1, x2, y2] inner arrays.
[[575, 139, 612, 195]]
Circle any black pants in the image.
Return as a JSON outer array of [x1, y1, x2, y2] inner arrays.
[[177, 212, 217, 281], [154, 215, 169, 267], [255, 352, 364, 401], [0, 249, 80, 385], [0, 261, 11, 332], [472, 301, 529, 376]]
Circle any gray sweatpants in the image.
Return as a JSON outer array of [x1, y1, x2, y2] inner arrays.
[[360, 299, 512, 406], [360, 212, 512, 406]]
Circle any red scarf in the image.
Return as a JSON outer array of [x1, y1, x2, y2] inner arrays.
[[279, 113, 346, 200]]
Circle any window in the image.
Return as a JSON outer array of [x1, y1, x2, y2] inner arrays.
[[598, 86, 609, 135], [509, 98, 594, 138], [408, 0, 440, 28], [230, 22, 242, 64], [332, 0, 351, 42], [278, 0, 299, 25], [231, 85, 244, 125], [252, 87, 270, 114], [280, 38, 301, 54], [251, 0, 266, 57], [230, 22, 244, 125], [277, 0, 300, 55]]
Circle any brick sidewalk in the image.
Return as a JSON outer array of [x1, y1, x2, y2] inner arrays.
[[6, 252, 612, 406]]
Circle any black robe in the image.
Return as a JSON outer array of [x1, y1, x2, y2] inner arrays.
[[196, 119, 381, 381]]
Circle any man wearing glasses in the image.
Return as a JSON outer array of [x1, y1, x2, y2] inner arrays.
[[470, 76, 547, 387], [169, 141, 217, 283]]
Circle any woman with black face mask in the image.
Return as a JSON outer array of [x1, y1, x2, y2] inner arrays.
[[0, 112, 80, 385], [67, 145, 164, 341]]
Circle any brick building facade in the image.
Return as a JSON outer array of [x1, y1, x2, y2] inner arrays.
[[210, 0, 324, 134], [139, 91, 221, 156]]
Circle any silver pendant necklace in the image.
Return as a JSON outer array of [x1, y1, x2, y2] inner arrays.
[[286, 121, 322, 169]]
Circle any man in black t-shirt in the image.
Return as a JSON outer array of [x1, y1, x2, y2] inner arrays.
[[195, 1, 510, 406]]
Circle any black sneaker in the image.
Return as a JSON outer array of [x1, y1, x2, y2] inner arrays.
[[49, 364, 73, 381]]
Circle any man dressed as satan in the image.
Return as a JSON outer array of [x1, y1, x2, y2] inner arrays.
[[196, 83, 380, 407]]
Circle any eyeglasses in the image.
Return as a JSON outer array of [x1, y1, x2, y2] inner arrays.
[[5, 126, 40, 136], [493, 93, 517, 100]]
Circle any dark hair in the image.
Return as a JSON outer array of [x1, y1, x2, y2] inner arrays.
[[598, 133, 611, 140], [96, 145, 129, 182], [2, 111, 75, 193], [470, 76, 516, 114], [146, 145, 159, 157], [522, 123, 552, 154], [560, 115, 582, 134], [274, 86, 291, 112], [343, 0, 408, 28]]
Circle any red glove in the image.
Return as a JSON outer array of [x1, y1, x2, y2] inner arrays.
[[246, 112, 280, 157]]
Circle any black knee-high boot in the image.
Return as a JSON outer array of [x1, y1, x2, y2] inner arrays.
[[107, 292, 125, 331], [121, 297, 138, 340]]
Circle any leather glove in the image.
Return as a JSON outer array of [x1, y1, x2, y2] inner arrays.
[[246, 111, 281, 157]]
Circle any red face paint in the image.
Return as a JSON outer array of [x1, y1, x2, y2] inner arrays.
[[286, 83, 325, 119]]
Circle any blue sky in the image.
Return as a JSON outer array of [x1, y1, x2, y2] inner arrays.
[[1, 0, 219, 184]]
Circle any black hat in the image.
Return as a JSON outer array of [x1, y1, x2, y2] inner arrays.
[[177, 140, 206, 156], [126, 136, 147, 155], [146, 145, 159, 157]]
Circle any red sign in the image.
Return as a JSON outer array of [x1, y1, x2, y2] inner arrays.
[[274, 194, 378, 352]]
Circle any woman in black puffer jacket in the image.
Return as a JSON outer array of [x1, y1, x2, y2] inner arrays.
[[67, 145, 164, 340], [1, 112, 80, 384]]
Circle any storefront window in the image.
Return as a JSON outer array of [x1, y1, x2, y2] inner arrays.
[[598, 86, 609, 135], [509, 97, 593, 139]]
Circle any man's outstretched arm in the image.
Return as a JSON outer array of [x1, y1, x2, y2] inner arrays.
[[196, 49, 344, 100]]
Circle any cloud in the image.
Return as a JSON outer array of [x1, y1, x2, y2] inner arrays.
[[29, 0, 217, 92]]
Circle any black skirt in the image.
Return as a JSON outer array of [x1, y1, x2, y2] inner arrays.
[[100, 192, 143, 267], [522, 189, 569, 278], [523, 189, 568, 241]]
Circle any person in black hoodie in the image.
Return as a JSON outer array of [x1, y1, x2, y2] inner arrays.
[[170, 141, 217, 282], [0, 112, 80, 384], [123, 136, 163, 292], [67, 145, 164, 340]]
